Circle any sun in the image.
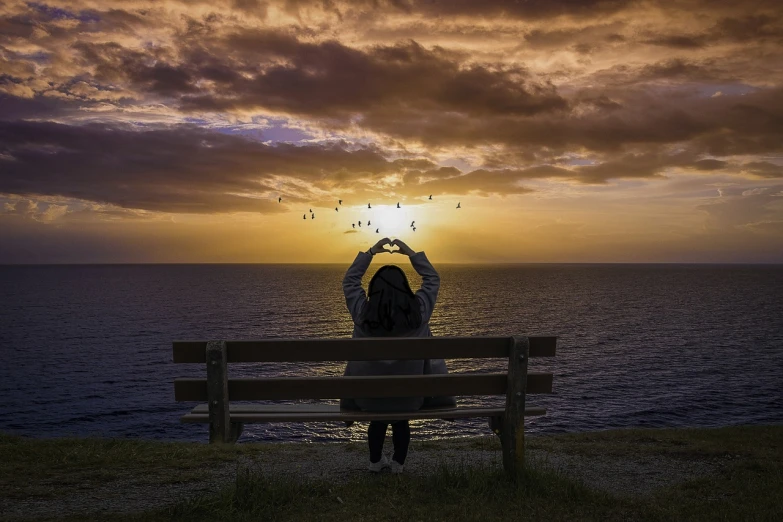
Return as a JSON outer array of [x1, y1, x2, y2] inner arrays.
[[368, 204, 415, 238]]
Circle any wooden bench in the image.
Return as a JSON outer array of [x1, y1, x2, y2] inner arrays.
[[173, 335, 556, 476]]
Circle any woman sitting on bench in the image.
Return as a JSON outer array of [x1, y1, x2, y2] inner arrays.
[[342, 237, 451, 474]]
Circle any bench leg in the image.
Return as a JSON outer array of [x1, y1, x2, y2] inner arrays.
[[500, 413, 525, 478], [489, 416, 503, 436], [501, 336, 529, 479], [207, 340, 231, 444]]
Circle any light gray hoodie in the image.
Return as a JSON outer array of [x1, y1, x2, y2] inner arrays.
[[341, 250, 442, 412]]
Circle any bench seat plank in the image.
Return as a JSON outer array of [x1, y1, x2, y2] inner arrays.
[[180, 404, 547, 423], [191, 403, 344, 414], [175, 373, 553, 401], [173, 336, 557, 363]]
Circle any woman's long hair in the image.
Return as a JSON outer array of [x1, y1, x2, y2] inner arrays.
[[361, 265, 422, 336]]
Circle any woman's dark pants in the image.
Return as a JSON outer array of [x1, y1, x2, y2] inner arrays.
[[368, 420, 410, 464]]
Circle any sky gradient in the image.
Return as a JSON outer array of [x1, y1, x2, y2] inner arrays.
[[1, 0, 782, 263]]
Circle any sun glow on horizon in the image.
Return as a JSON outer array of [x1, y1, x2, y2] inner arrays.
[[348, 203, 422, 239], [366, 204, 416, 238]]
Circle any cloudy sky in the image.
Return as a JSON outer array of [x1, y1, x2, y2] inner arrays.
[[1, 0, 781, 263]]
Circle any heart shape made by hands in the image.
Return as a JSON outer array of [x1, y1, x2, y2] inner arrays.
[[376, 238, 400, 254]]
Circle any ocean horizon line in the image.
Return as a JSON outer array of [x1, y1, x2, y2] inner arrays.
[[2, 262, 782, 267]]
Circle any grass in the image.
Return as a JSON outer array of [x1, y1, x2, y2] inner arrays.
[[0, 433, 262, 500], [167, 460, 613, 522], [526, 424, 782, 460], [1, 425, 781, 521]]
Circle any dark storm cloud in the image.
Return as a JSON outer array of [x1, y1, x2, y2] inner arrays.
[[0, 121, 401, 213], [278, 0, 637, 21], [3, 116, 734, 214], [0, 0, 781, 214], [54, 30, 569, 124], [0, 120, 563, 212], [2, 1, 779, 157], [174, 39, 567, 118], [398, 0, 781, 21], [741, 161, 783, 178], [0, 3, 151, 46], [0, 93, 72, 120], [350, 84, 783, 157], [711, 14, 783, 43], [693, 159, 728, 171], [392, 158, 438, 170]]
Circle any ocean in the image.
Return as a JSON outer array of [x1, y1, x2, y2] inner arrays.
[[1, 263, 781, 444]]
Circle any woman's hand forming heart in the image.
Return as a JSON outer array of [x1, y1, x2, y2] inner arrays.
[[369, 237, 394, 255], [391, 239, 416, 256]]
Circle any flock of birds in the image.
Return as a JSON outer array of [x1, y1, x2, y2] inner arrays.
[[277, 195, 461, 234]]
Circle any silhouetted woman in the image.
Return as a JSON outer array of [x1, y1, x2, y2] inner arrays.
[[342, 237, 450, 474]]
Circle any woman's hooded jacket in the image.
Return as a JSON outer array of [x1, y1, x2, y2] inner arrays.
[[341, 250, 450, 412]]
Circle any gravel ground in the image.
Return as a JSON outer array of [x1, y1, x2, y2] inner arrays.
[[0, 439, 724, 521]]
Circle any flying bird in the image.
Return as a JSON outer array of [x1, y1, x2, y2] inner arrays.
[[396, 202, 400, 208], [456, 202, 461, 208], [335, 207, 338, 212], [278, 197, 282, 203], [339, 200, 342, 205], [352, 223, 355, 228], [413, 227, 416, 232], [367, 220, 371, 226], [303, 214, 306, 220], [429, 195, 432, 200], [368, 203, 371, 208], [309, 208, 312, 213], [375, 228, 379, 233], [410, 221, 415, 227], [311, 213, 314, 219]]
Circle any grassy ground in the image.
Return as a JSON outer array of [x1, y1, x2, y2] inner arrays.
[[0, 434, 261, 500], [1, 425, 781, 521]]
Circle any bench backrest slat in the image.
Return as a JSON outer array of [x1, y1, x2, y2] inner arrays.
[[174, 372, 553, 401], [172, 336, 556, 363]]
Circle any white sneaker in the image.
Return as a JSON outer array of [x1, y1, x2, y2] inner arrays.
[[390, 460, 404, 474], [368, 455, 390, 473]]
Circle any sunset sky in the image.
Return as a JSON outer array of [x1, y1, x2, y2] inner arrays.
[[1, 0, 782, 263]]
